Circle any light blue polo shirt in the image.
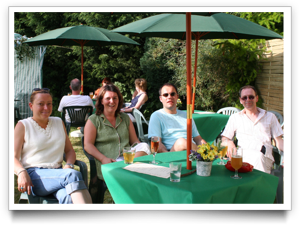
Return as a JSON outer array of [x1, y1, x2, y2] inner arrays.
[[148, 109, 200, 150]]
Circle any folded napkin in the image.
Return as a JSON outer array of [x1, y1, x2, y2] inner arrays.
[[123, 162, 170, 178], [225, 161, 254, 173]]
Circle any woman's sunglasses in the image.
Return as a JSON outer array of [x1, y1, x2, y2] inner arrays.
[[241, 95, 255, 101], [32, 88, 50, 92], [161, 92, 176, 97]]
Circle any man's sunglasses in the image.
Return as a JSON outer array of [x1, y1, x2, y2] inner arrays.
[[241, 95, 255, 101], [161, 92, 176, 97], [32, 88, 50, 92]]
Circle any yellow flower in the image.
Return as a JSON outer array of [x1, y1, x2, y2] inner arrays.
[[208, 151, 215, 160], [197, 148, 204, 154], [202, 154, 208, 160]]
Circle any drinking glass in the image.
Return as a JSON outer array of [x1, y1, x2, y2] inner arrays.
[[218, 139, 228, 165], [150, 136, 160, 164], [231, 146, 243, 179], [89, 92, 93, 99], [169, 162, 182, 182], [123, 147, 136, 164]]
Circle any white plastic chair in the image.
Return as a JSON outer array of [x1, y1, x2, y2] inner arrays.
[[214, 107, 240, 145], [132, 108, 149, 143], [268, 110, 284, 127], [216, 107, 240, 115]]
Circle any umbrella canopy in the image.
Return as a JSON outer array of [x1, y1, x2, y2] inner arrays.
[[112, 12, 283, 170], [112, 13, 282, 40], [25, 25, 140, 92]]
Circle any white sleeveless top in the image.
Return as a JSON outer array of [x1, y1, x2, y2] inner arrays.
[[20, 117, 66, 169]]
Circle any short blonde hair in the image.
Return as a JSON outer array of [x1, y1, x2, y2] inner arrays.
[[135, 78, 147, 91]]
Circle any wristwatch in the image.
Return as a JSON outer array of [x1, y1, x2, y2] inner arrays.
[[66, 163, 74, 169]]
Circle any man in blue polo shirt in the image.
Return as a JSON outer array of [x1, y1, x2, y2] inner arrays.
[[148, 83, 206, 152]]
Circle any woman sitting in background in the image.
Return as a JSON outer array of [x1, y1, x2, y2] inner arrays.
[[121, 78, 148, 121], [84, 84, 150, 203], [14, 89, 92, 204]]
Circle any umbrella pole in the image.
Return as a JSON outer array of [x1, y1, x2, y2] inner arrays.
[[81, 44, 84, 93], [186, 12, 192, 170], [192, 38, 199, 113]]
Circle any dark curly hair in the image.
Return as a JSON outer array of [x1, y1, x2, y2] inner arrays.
[[95, 84, 123, 117]]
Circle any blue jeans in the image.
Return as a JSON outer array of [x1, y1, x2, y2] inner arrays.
[[27, 167, 87, 204]]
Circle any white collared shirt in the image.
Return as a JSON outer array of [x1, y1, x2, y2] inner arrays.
[[222, 107, 283, 163]]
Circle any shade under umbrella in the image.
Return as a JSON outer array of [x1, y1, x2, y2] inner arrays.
[[25, 25, 140, 92]]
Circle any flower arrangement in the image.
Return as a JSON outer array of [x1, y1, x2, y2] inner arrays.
[[189, 143, 221, 162]]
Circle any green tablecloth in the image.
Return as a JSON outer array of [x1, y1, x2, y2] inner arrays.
[[192, 112, 230, 143], [102, 151, 278, 204]]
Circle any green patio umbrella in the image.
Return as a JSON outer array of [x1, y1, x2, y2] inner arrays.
[[112, 13, 282, 111], [113, 12, 283, 170], [25, 25, 140, 93]]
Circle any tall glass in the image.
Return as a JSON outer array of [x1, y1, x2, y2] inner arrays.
[[150, 136, 160, 164], [231, 147, 243, 179], [218, 139, 228, 165]]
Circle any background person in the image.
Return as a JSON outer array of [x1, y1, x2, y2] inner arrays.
[[93, 77, 112, 99], [14, 89, 92, 204], [121, 78, 148, 121], [58, 78, 94, 134]]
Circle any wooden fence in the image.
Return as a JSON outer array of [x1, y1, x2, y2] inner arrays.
[[255, 39, 284, 116]]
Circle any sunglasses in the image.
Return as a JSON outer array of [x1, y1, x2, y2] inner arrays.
[[161, 92, 177, 97], [241, 95, 255, 101]]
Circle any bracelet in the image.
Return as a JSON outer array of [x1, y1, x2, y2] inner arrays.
[[17, 169, 26, 176]]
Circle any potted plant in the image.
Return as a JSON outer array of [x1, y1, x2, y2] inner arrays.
[[189, 143, 221, 176]]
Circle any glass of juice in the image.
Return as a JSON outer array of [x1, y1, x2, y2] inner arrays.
[[150, 136, 160, 164], [123, 147, 136, 164], [218, 139, 228, 165], [231, 146, 243, 179]]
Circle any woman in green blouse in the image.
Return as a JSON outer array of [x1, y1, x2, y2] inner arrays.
[[84, 84, 148, 202]]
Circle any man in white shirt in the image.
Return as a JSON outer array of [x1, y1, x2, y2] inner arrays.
[[148, 83, 206, 153], [58, 78, 94, 134], [221, 85, 284, 173]]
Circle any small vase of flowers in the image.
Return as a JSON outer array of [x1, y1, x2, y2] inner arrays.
[[189, 143, 220, 176]]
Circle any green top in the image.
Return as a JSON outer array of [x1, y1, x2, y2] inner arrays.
[[88, 112, 130, 180]]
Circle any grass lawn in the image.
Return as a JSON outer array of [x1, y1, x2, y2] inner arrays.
[[14, 126, 114, 204]]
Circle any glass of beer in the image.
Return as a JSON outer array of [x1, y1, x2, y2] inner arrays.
[[218, 139, 228, 165], [150, 136, 160, 164], [123, 147, 136, 164], [231, 146, 243, 179], [89, 92, 93, 99]]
